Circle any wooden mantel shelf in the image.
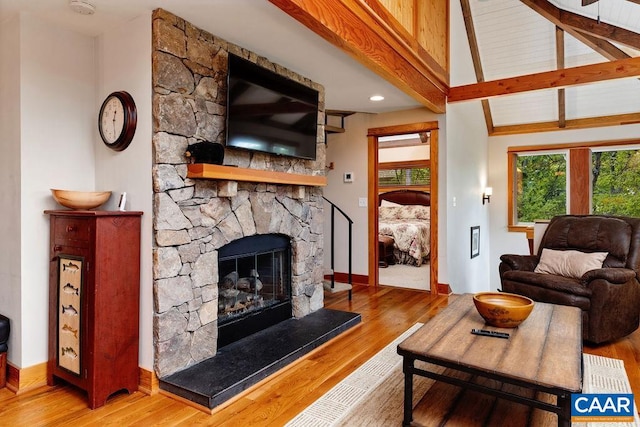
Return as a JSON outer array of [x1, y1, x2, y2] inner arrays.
[[187, 163, 327, 187]]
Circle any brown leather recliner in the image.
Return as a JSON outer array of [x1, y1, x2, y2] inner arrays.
[[500, 215, 640, 344]]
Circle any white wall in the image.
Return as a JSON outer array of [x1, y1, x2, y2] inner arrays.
[[0, 13, 23, 364], [0, 11, 98, 370], [323, 0, 493, 293], [20, 14, 97, 368], [487, 124, 640, 289], [444, 0, 492, 293], [324, 109, 446, 280], [324, 113, 374, 276], [95, 12, 153, 370], [0, 11, 154, 373], [445, 102, 490, 293]]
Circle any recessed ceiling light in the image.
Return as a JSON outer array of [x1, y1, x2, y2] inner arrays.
[[369, 95, 385, 102], [69, 0, 96, 15]]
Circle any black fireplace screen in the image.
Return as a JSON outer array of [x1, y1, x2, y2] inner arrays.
[[217, 234, 292, 346]]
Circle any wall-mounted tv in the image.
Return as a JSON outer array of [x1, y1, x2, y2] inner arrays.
[[226, 54, 319, 161]]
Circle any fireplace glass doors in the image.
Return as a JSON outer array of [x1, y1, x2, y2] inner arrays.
[[217, 234, 292, 347]]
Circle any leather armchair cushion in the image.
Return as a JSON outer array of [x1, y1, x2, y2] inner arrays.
[[502, 279, 591, 312], [539, 216, 631, 268], [502, 270, 592, 298], [581, 268, 637, 284], [500, 254, 539, 272]]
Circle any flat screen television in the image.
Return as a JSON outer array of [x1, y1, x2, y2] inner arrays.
[[226, 54, 319, 160]]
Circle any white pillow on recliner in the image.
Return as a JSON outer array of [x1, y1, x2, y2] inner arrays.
[[534, 249, 608, 279]]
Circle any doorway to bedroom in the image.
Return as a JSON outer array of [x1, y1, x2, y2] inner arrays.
[[367, 121, 439, 294]]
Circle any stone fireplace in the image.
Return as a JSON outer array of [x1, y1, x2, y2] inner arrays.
[[151, 9, 327, 378]]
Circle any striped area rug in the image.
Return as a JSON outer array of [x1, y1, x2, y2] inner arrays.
[[286, 324, 639, 427]]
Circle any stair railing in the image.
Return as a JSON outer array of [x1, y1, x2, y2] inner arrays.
[[323, 197, 353, 300]]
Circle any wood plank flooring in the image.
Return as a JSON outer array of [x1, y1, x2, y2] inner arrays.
[[0, 285, 638, 426]]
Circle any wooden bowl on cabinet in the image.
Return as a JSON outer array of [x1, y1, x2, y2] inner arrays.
[[51, 189, 111, 210]]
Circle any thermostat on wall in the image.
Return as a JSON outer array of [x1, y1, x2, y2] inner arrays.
[[344, 172, 354, 183]]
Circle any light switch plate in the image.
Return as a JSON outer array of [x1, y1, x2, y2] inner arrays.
[[358, 197, 367, 207]]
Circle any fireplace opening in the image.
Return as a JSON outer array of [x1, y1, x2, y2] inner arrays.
[[217, 234, 292, 348]]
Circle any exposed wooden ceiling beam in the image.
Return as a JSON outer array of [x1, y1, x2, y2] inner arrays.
[[448, 57, 640, 103], [491, 112, 640, 136], [460, 0, 494, 133], [460, 0, 485, 83], [269, 0, 447, 113], [521, 0, 640, 50], [556, 27, 566, 128], [521, 1, 632, 61], [569, 30, 631, 61]]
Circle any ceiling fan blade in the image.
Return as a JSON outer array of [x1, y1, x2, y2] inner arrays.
[[582, 0, 599, 5]]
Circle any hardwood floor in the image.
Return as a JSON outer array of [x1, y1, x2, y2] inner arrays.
[[1, 285, 638, 426]]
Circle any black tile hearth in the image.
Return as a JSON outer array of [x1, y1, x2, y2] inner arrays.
[[159, 308, 361, 409]]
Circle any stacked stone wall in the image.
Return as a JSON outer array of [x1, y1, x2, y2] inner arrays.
[[152, 9, 326, 377]]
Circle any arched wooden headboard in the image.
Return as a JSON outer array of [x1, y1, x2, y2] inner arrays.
[[378, 190, 430, 206]]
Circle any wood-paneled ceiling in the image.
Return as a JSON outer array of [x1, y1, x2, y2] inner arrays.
[[450, 0, 640, 135]]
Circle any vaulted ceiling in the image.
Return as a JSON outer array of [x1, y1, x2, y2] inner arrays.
[[2, 0, 639, 136], [451, 0, 640, 135]]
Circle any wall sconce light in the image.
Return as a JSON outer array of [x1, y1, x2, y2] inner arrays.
[[482, 187, 493, 205]]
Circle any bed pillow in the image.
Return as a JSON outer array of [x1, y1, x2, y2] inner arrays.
[[380, 199, 402, 207], [534, 249, 608, 279], [404, 205, 430, 220], [379, 206, 403, 220], [378, 205, 430, 220]]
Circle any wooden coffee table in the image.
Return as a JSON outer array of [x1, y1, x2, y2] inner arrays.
[[397, 294, 582, 427]]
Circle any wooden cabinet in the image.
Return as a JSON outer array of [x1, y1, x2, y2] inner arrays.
[[45, 210, 142, 409]]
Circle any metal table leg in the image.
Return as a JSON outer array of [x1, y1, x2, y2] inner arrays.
[[402, 356, 414, 426]]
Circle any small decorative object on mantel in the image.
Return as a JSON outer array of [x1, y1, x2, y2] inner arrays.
[[184, 141, 224, 164], [51, 189, 111, 210]]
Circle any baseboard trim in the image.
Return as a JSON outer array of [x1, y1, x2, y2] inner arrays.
[[139, 366, 159, 395], [438, 283, 452, 295], [326, 272, 369, 286], [326, 272, 451, 296], [6, 362, 47, 394], [4, 362, 158, 396]]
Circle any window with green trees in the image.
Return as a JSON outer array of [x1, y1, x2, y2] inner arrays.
[[515, 153, 567, 223], [592, 149, 640, 216], [511, 145, 640, 227], [379, 167, 430, 187], [378, 160, 430, 188]]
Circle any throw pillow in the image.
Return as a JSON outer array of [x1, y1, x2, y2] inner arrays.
[[534, 249, 608, 279]]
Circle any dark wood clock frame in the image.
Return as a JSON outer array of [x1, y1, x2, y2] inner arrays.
[[98, 91, 137, 152]]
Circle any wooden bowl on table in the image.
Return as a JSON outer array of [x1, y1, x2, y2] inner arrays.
[[473, 292, 534, 328], [51, 189, 112, 210]]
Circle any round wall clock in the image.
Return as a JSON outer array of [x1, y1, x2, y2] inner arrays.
[[98, 91, 137, 151]]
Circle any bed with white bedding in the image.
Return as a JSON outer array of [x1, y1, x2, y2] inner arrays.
[[378, 190, 431, 267]]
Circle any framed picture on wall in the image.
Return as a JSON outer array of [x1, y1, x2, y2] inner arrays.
[[471, 226, 480, 259]]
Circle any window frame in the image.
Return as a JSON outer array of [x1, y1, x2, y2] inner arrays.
[[509, 149, 569, 229], [507, 138, 640, 233]]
